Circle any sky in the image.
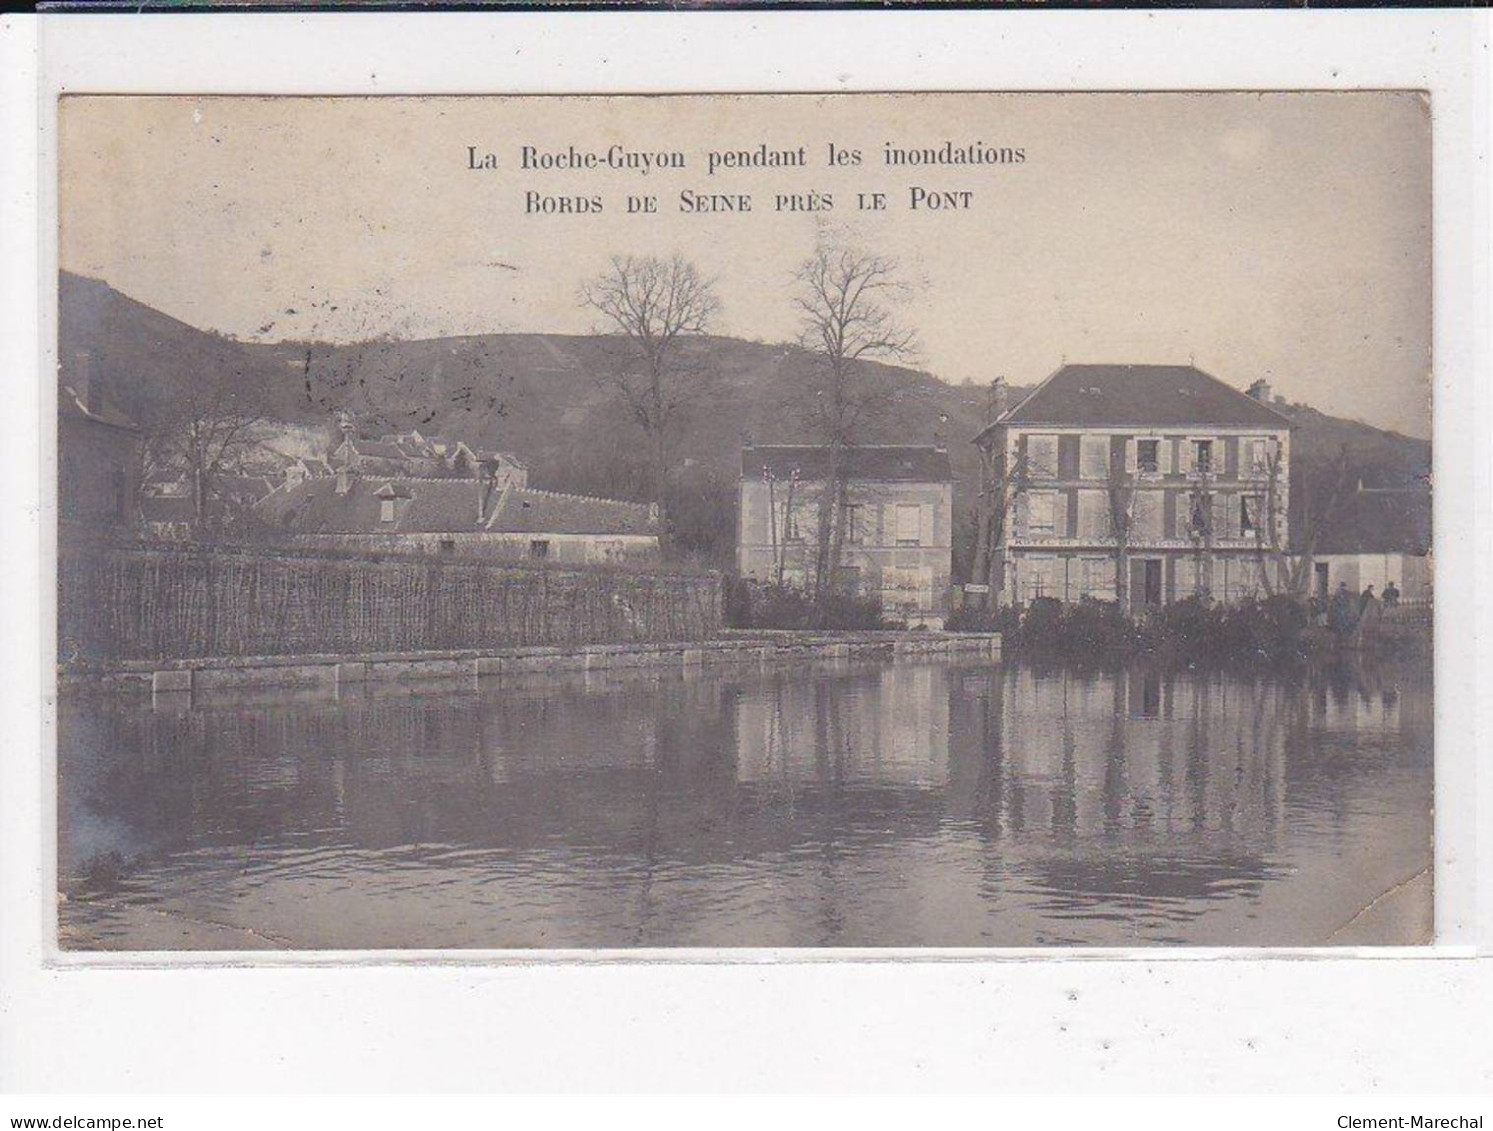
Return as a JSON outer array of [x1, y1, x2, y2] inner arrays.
[[59, 92, 1432, 438]]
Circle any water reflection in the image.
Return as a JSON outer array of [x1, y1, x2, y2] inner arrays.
[[58, 657, 1432, 949]]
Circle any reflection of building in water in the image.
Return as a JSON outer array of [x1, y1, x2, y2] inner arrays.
[[732, 665, 951, 787], [946, 666, 1290, 855], [58, 659, 1428, 919]]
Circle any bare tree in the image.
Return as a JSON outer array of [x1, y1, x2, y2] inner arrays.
[[580, 253, 721, 504], [972, 431, 1028, 607], [1184, 461, 1217, 604], [144, 380, 269, 530], [1252, 444, 1353, 600], [1106, 454, 1137, 615], [791, 230, 917, 601]]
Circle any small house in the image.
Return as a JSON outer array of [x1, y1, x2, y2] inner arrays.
[[259, 467, 661, 565], [737, 444, 956, 627]]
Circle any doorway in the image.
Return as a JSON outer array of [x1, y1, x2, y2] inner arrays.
[[1130, 558, 1164, 609], [1315, 562, 1330, 603]]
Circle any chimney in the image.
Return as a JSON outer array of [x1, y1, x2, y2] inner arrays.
[[476, 458, 498, 522], [988, 377, 1008, 423], [1247, 378, 1272, 403]]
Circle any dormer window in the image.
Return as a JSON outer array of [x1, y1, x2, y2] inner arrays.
[[380, 499, 396, 523]]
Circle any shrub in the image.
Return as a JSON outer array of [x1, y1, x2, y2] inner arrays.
[[949, 592, 1317, 667], [1055, 599, 1138, 654], [726, 580, 886, 631], [945, 604, 1020, 637], [1139, 593, 1310, 663]]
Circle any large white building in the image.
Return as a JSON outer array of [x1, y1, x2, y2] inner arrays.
[[972, 364, 1294, 608]]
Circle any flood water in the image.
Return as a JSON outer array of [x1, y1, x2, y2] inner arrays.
[[57, 657, 1432, 950]]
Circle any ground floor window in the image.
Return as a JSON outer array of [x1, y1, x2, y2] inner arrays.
[[1080, 557, 1114, 602], [529, 539, 550, 560], [1022, 556, 1060, 603]]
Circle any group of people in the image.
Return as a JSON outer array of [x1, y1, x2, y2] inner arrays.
[[1324, 579, 1401, 637]]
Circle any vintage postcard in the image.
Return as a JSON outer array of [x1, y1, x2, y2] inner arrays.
[[54, 91, 1433, 952]]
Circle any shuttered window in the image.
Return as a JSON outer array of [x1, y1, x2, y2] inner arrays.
[[1081, 557, 1115, 601], [895, 503, 922, 545], [1026, 434, 1058, 478], [1028, 491, 1057, 536], [1023, 556, 1059, 602], [1132, 490, 1164, 541], [1078, 491, 1110, 539], [1081, 435, 1110, 479]]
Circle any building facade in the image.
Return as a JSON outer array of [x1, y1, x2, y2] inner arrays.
[[58, 369, 141, 534], [1308, 482, 1432, 604], [737, 445, 955, 626], [972, 364, 1293, 609]]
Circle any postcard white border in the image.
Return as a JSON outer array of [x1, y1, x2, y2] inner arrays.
[[2, 8, 1489, 1092]]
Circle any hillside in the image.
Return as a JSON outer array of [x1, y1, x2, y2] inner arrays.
[[58, 271, 1431, 565]]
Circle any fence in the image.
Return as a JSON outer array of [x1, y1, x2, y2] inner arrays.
[[58, 540, 723, 663]]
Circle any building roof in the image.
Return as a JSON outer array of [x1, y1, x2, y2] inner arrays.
[[976, 364, 1293, 436], [215, 475, 277, 504], [741, 445, 954, 483], [342, 439, 412, 461], [59, 385, 140, 432], [485, 488, 655, 536], [259, 476, 657, 537], [1313, 487, 1432, 556]]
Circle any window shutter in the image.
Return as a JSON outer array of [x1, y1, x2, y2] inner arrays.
[[922, 503, 934, 546], [1179, 439, 1194, 475], [1014, 494, 1030, 538], [1081, 436, 1106, 480], [1159, 439, 1173, 475], [1211, 494, 1230, 539], [1123, 438, 1137, 474]]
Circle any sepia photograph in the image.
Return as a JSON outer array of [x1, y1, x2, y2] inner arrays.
[[53, 90, 1434, 953]]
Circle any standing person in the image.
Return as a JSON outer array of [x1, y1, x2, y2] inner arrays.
[[1383, 580, 1401, 609], [1356, 584, 1383, 646]]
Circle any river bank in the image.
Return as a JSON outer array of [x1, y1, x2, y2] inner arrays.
[[59, 629, 1002, 695]]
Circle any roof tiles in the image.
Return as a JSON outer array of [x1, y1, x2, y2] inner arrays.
[[983, 364, 1292, 433], [741, 445, 954, 483]]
